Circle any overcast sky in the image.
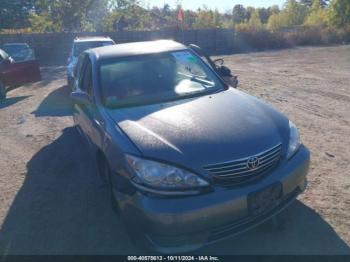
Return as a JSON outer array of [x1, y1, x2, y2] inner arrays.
[[143, 0, 285, 12]]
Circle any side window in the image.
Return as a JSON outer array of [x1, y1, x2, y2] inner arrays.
[[74, 55, 85, 89], [81, 59, 93, 97]]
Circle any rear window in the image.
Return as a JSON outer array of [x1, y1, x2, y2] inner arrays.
[[2, 44, 29, 54], [73, 41, 114, 57], [2, 44, 33, 61]]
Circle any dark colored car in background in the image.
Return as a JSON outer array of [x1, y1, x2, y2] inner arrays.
[[70, 40, 310, 253], [0, 48, 41, 100]]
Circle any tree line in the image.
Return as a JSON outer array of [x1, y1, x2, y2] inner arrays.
[[0, 0, 349, 33]]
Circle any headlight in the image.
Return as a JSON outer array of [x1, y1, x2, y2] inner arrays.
[[126, 155, 209, 194], [287, 121, 301, 159]]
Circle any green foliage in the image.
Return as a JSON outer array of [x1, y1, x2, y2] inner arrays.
[[248, 10, 263, 28], [267, 0, 308, 30], [28, 0, 108, 32], [329, 0, 350, 27], [267, 13, 284, 30], [283, 0, 308, 26], [192, 7, 217, 29], [304, 0, 329, 26], [258, 8, 271, 24], [232, 5, 246, 24], [0, 0, 349, 36], [0, 0, 35, 29], [28, 12, 60, 32]]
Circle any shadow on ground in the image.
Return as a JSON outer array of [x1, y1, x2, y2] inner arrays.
[[0, 127, 136, 255], [0, 127, 349, 255], [0, 96, 31, 110], [32, 85, 73, 117], [34, 66, 67, 89], [200, 201, 350, 254]]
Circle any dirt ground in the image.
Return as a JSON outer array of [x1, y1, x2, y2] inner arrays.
[[0, 45, 349, 255]]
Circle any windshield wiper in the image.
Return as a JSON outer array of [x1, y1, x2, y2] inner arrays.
[[178, 72, 214, 86], [190, 75, 214, 86]]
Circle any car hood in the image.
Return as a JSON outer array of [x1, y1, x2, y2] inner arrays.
[[105, 88, 289, 173]]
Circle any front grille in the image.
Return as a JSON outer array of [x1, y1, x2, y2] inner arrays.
[[203, 144, 282, 185]]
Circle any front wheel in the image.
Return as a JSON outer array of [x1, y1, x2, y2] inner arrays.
[[0, 81, 6, 100], [97, 153, 120, 213]]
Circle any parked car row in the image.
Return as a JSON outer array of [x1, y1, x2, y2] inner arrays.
[[0, 36, 237, 101], [0, 36, 117, 100]]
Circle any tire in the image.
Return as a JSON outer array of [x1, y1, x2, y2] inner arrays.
[[97, 153, 120, 213], [0, 80, 6, 100], [96, 155, 150, 251]]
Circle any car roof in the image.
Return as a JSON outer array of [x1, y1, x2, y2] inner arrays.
[[88, 40, 187, 60], [74, 36, 113, 43]]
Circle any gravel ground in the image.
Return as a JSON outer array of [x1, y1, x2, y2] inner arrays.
[[0, 45, 349, 255]]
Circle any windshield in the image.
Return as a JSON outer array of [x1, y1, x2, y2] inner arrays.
[[3, 44, 27, 53], [2, 44, 32, 61], [73, 41, 114, 57], [99, 50, 225, 108]]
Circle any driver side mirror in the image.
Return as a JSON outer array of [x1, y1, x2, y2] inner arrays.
[[70, 91, 91, 105], [218, 66, 238, 88], [213, 58, 224, 67]]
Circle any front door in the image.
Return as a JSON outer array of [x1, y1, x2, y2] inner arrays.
[[73, 55, 103, 149]]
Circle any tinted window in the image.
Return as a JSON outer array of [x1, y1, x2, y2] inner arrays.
[[74, 55, 86, 90], [99, 50, 225, 108], [2, 44, 33, 61], [82, 60, 93, 97]]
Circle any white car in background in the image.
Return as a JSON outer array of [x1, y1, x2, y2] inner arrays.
[[67, 36, 115, 89]]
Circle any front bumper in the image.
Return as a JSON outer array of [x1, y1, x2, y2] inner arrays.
[[113, 146, 310, 253]]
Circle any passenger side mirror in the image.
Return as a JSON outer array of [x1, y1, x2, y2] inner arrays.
[[217, 65, 232, 77], [213, 58, 224, 67], [70, 91, 91, 105], [217, 65, 238, 88]]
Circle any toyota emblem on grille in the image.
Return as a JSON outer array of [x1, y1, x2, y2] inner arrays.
[[247, 156, 260, 170]]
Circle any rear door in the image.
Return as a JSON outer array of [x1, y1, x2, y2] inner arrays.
[[2, 59, 41, 87]]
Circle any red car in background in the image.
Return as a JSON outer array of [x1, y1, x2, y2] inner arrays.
[[0, 47, 41, 100]]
